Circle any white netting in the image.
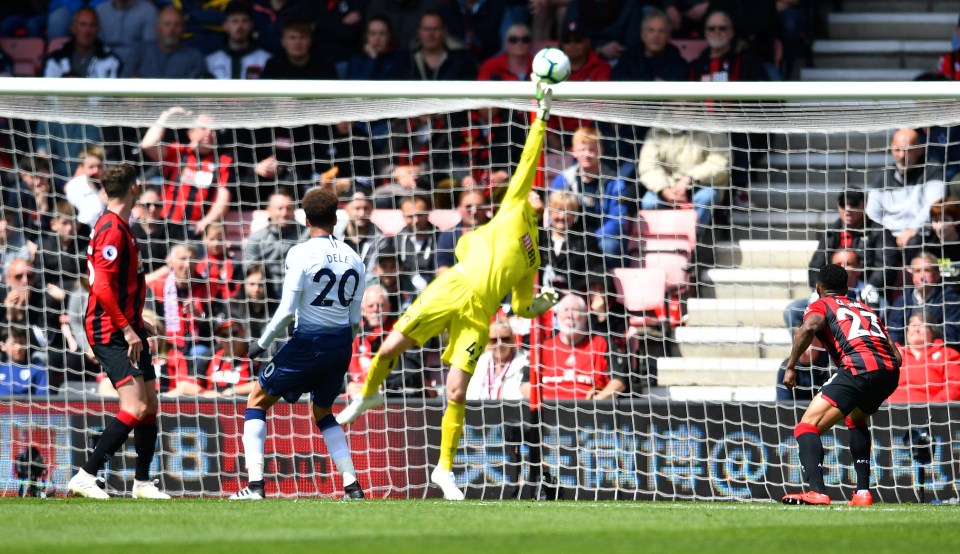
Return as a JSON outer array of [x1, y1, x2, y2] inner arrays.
[[0, 80, 955, 502]]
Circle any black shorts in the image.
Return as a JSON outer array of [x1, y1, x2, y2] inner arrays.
[[819, 369, 900, 416], [92, 329, 155, 387]]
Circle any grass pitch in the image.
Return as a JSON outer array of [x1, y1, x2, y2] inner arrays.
[[2, 498, 958, 554]]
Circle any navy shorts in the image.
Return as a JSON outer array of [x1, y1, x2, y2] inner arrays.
[[92, 328, 155, 387], [820, 369, 900, 416], [258, 328, 353, 406]]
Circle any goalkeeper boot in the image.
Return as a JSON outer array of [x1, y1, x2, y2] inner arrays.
[[67, 469, 110, 499], [847, 490, 873, 506], [782, 491, 831, 505], [430, 467, 465, 501], [229, 481, 264, 501], [343, 481, 365, 500], [132, 479, 171, 499], [536, 81, 553, 121], [336, 391, 385, 425]]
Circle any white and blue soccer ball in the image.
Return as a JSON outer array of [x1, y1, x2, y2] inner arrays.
[[532, 47, 571, 85]]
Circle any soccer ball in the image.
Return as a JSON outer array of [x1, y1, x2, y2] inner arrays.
[[532, 47, 571, 85]]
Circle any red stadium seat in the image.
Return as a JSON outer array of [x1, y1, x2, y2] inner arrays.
[[428, 209, 462, 231], [369, 209, 406, 236], [637, 209, 696, 254], [613, 267, 667, 314], [643, 251, 691, 293], [0, 37, 45, 76], [672, 39, 708, 63]]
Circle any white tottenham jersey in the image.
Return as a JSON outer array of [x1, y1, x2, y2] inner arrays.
[[284, 235, 365, 331]]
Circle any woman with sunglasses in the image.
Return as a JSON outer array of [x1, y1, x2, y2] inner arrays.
[[478, 23, 534, 81]]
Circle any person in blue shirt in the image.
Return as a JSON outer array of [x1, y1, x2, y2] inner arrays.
[[0, 326, 48, 396]]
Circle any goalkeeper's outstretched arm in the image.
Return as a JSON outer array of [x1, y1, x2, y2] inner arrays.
[[499, 86, 552, 212]]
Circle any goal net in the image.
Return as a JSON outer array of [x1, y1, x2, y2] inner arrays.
[[0, 79, 957, 502]]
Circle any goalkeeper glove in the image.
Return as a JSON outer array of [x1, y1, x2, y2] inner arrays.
[[247, 341, 265, 361], [530, 287, 560, 316], [535, 80, 553, 121]]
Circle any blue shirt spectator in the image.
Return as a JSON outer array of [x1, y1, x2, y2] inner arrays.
[[96, 0, 158, 73], [0, 328, 48, 396]]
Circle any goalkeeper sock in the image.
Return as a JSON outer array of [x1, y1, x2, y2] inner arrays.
[[243, 408, 267, 483], [438, 401, 466, 471], [82, 410, 139, 475], [846, 418, 872, 491], [133, 414, 158, 481], [360, 353, 398, 397], [794, 422, 826, 494], [317, 414, 357, 487]]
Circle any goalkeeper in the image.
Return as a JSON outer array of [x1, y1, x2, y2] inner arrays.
[[337, 82, 559, 500]]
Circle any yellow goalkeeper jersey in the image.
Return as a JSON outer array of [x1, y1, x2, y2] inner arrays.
[[453, 118, 546, 319]]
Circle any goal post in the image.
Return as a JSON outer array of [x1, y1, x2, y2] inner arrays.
[[0, 78, 956, 501]]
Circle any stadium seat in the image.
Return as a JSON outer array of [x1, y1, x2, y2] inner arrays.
[[643, 252, 690, 293], [369, 209, 406, 236], [0, 37, 44, 76], [428, 209, 461, 231], [637, 209, 697, 253], [672, 39, 708, 63], [613, 267, 667, 313]]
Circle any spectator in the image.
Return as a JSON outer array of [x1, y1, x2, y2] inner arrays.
[[887, 252, 960, 347], [96, 0, 158, 73], [366, 0, 435, 53], [205, 1, 273, 79], [552, 128, 633, 265], [775, 343, 830, 401], [170, 318, 254, 397], [251, 0, 311, 56], [437, 0, 509, 63], [477, 22, 533, 81], [242, 189, 306, 299], [775, 0, 805, 80], [148, 243, 214, 372], [395, 195, 440, 293], [127, 6, 206, 78], [9, 154, 54, 248], [62, 145, 106, 232], [0, 258, 63, 372], [140, 107, 234, 238], [663, 0, 710, 38], [224, 264, 275, 344], [866, 128, 946, 248], [0, 326, 48, 396], [541, 190, 600, 294], [783, 190, 900, 329], [436, 189, 491, 274], [706, 1, 781, 80], [936, 15, 960, 80], [64, 279, 96, 381], [538, 294, 612, 400], [397, 11, 478, 80], [906, 198, 960, 285], [466, 317, 530, 400], [612, 9, 689, 82], [176, 0, 234, 54], [131, 186, 187, 282], [368, 246, 414, 314], [314, 123, 375, 194], [562, 0, 643, 65], [342, 191, 391, 275], [36, 201, 88, 310], [887, 312, 960, 403], [344, 15, 404, 80], [347, 284, 397, 396], [197, 222, 241, 308], [638, 126, 730, 235], [785, 248, 887, 330], [312, 0, 364, 67], [0, 207, 29, 274], [689, 9, 766, 81], [43, 8, 122, 78], [548, 20, 610, 146], [261, 17, 337, 79]]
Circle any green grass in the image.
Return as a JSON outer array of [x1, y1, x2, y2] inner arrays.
[[2, 498, 959, 554]]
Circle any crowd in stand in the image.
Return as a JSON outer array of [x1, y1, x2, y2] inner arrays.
[[2, 1, 960, 404]]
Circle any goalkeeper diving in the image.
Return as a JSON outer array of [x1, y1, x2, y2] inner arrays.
[[337, 82, 559, 500]]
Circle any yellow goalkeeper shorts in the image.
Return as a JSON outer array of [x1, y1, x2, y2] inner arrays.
[[393, 269, 490, 374]]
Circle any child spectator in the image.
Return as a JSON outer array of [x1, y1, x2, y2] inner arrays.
[[0, 326, 48, 396], [63, 145, 106, 232], [205, 1, 272, 79]]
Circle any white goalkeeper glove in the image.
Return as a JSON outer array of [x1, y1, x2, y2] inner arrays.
[[534, 79, 553, 121], [530, 287, 560, 316]]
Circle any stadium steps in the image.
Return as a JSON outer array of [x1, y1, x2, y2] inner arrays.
[[658, 386, 777, 402], [812, 40, 950, 69], [685, 298, 793, 327], [673, 326, 792, 359], [827, 12, 956, 40], [656, 357, 783, 387], [704, 268, 808, 300], [841, 0, 960, 13], [767, 130, 891, 153], [735, 239, 817, 269], [800, 68, 924, 80]]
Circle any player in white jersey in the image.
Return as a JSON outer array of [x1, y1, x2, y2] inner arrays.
[[230, 187, 366, 500]]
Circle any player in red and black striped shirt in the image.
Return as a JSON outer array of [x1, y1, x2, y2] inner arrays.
[[68, 164, 169, 500], [782, 263, 902, 507]]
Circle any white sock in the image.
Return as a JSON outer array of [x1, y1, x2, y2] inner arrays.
[[857, 489, 870, 494], [242, 417, 267, 483], [320, 418, 357, 486]]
